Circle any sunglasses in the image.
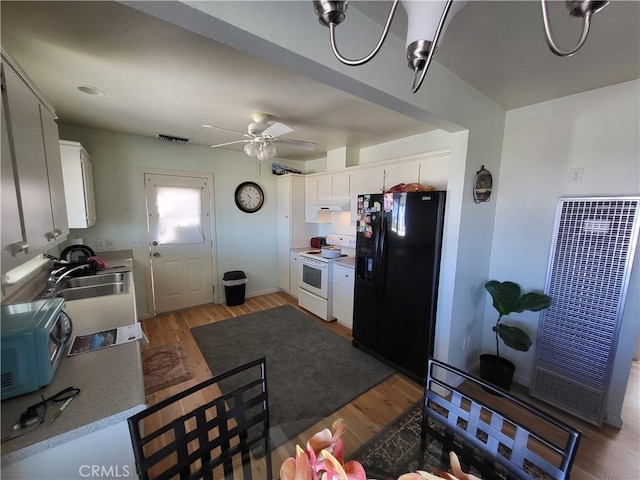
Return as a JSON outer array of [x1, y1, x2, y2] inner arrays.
[[2, 386, 80, 443]]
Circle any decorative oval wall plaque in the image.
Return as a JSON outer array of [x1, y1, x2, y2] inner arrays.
[[473, 165, 493, 203]]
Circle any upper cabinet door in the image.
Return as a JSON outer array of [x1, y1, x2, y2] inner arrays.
[[383, 162, 420, 191], [41, 106, 69, 236], [61, 141, 98, 228], [331, 172, 350, 199], [317, 172, 350, 200], [2, 64, 57, 252], [316, 175, 333, 201], [1, 73, 26, 269], [277, 175, 291, 214]]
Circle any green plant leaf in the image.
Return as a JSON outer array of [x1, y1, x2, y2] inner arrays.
[[513, 292, 551, 312], [485, 280, 521, 316], [496, 324, 532, 352], [485, 280, 551, 316]]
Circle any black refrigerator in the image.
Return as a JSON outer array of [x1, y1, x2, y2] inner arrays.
[[352, 191, 446, 382]]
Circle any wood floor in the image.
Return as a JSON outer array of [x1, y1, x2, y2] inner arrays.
[[140, 292, 639, 479]]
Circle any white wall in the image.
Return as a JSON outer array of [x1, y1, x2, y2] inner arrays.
[[58, 124, 308, 316], [487, 80, 640, 426], [358, 130, 455, 165]]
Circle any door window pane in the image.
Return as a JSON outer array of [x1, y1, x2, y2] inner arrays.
[[156, 186, 204, 244]]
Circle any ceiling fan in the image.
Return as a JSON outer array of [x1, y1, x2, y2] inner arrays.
[[203, 112, 317, 160]]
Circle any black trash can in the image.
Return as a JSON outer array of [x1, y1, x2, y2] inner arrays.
[[223, 271, 247, 306]]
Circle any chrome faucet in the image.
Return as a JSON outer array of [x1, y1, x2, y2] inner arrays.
[[47, 264, 91, 288]]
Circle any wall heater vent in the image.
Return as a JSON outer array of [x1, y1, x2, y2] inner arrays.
[[530, 197, 640, 425]]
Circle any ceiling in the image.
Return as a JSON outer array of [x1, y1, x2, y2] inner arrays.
[[1, 1, 638, 161]]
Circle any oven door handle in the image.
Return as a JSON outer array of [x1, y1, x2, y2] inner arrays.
[[300, 258, 328, 269]]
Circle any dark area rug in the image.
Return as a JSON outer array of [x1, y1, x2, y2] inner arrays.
[[142, 342, 194, 395], [190, 305, 394, 448], [350, 401, 550, 480], [348, 401, 446, 478]]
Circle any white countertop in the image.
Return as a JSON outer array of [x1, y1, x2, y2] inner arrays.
[[0, 265, 145, 466], [335, 257, 355, 269], [290, 246, 314, 253]]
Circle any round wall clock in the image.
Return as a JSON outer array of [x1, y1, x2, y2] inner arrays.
[[234, 181, 264, 213]]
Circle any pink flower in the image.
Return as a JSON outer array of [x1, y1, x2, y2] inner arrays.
[[281, 419, 366, 480], [280, 446, 318, 480], [307, 419, 347, 463], [281, 421, 479, 480]]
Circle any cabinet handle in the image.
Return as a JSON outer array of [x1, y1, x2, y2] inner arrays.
[[11, 241, 29, 255]]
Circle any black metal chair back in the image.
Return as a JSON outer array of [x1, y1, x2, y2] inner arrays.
[[421, 358, 581, 480], [128, 357, 271, 480]]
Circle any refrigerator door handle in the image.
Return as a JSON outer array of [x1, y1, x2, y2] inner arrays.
[[378, 215, 388, 299], [375, 216, 388, 304]]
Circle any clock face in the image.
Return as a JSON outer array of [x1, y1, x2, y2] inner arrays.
[[234, 182, 264, 213]]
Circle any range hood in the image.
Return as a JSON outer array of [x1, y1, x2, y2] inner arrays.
[[313, 199, 351, 211]]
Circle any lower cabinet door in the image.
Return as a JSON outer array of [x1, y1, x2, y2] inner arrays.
[[332, 266, 354, 328]]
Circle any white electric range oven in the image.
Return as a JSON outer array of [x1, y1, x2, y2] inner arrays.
[[298, 234, 356, 321]]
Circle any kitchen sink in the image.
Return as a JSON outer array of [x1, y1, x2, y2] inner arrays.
[[37, 271, 131, 301], [64, 272, 127, 288], [57, 280, 129, 301]]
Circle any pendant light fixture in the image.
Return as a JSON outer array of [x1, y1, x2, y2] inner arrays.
[[312, 0, 609, 93], [541, 0, 610, 57]]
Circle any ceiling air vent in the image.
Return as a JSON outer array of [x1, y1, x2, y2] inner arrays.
[[155, 133, 191, 144]]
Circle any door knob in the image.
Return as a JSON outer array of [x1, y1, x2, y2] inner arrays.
[[153, 252, 160, 257]]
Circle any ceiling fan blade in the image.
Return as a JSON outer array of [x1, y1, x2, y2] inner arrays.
[[276, 138, 317, 151], [203, 124, 251, 138], [211, 140, 248, 148], [263, 122, 293, 138]]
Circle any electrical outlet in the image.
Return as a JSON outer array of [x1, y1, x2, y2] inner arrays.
[[133, 240, 143, 247], [569, 167, 584, 184], [96, 240, 106, 251], [105, 239, 115, 250], [462, 336, 471, 351]]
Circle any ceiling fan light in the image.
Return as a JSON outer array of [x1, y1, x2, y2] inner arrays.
[[244, 142, 258, 156], [266, 143, 277, 157], [257, 148, 270, 161]]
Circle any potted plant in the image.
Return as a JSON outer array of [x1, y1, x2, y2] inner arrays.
[[480, 280, 551, 391]]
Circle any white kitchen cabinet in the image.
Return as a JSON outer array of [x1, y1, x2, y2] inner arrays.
[[383, 162, 420, 191], [41, 108, 69, 237], [60, 140, 97, 228], [277, 175, 314, 293], [350, 167, 384, 197], [418, 153, 449, 190], [332, 264, 355, 328], [1, 80, 24, 271], [349, 167, 384, 224], [317, 172, 350, 200], [332, 172, 350, 198], [305, 175, 331, 223], [317, 175, 333, 202], [1, 54, 68, 271], [290, 251, 301, 299]]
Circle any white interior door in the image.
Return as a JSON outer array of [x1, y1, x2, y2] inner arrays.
[[145, 173, 214, 314]]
